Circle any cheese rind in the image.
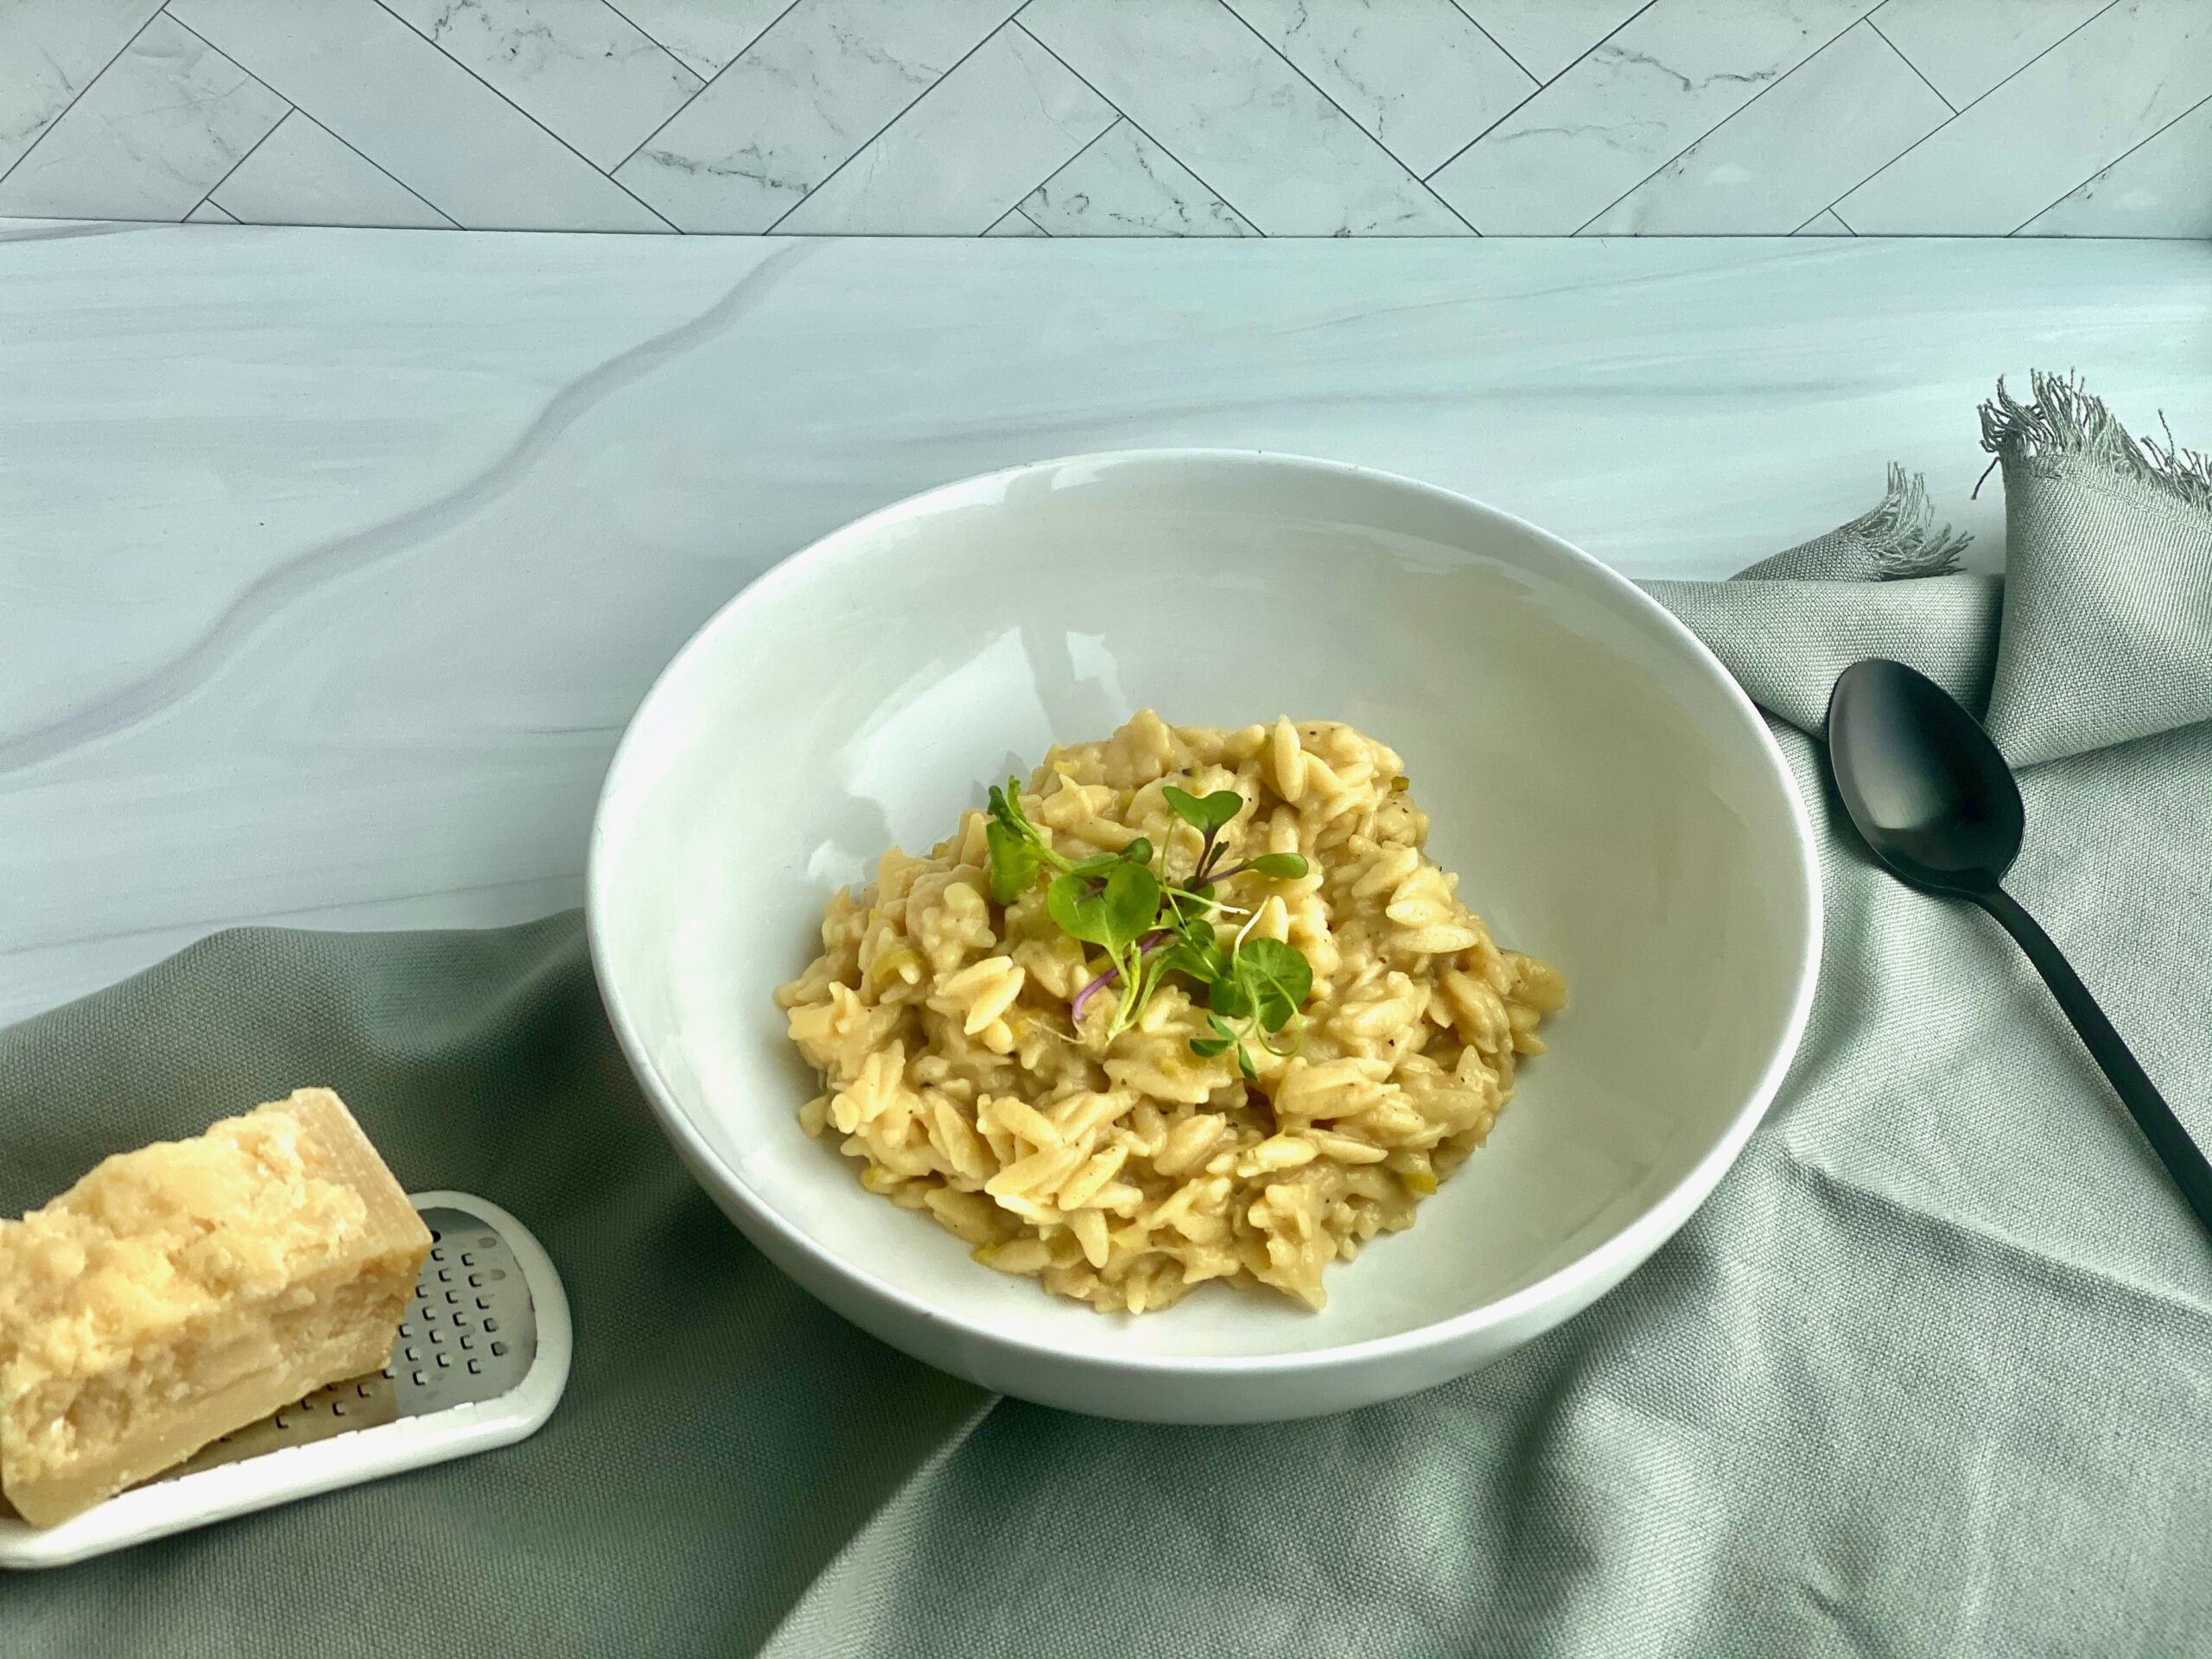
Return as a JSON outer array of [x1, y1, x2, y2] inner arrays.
[[0, 1088, 431, 1526]]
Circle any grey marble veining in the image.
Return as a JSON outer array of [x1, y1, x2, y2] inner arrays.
[[1020, 121, 1253, 237], [0, 0, 164, 176], [0, 14, 284, 222], [1430, 0, 1882, 233], [1, 1, 2202, 237], [1222, 0, 1534, 178], [381, 0, 703, 172], [3, 230, 2209, 1025], [613, 0, 1020, 232]]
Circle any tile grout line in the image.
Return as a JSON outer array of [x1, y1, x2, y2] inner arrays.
[[1006, 113, 1128, 220], [1865, 15, 1955, 115], [1009, 12, 1266, 237], [1444, 0, 1537, 86], [248, 107, 463, 229], [149, 16, 301, 217], [598, 1, 810, 180], [1208, 0, 1478, 233], [1420, 0, 1660, 184], [759, 14, 1029, 233], [1013, 204, 1050, 235], [1417, 93, 1529, 185], [1014, 113, 1254, 237], [1568, 9, 1897, 236], [2008, 89, 2212, 236], [592, 0, 783, 80], [162, 16, 464, 229], [448, 0, 709, 92], [363, 0, 682, 231], [179, 110, 289, 222], [0, 7, 168, 192], [1822, 0, 2125, 228]]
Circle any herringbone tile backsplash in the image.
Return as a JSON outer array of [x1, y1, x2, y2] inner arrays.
[[3, 1, 2206, 236]]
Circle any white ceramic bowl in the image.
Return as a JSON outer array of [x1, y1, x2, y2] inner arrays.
[[588, 451, 1819, 1422]]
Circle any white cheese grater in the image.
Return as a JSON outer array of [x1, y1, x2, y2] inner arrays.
[[0, 1191, 569, 1570]]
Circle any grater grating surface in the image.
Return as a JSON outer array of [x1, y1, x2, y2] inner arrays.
[[156, 1205, 539, 1482], [1, 1190, 569, 1569]]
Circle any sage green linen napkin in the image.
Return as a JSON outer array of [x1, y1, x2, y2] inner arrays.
[[5, 374, 2209, 1656]]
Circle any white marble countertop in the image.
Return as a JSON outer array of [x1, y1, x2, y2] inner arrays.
[[5, 225, 2209, 1025]]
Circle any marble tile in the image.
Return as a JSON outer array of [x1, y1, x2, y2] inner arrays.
[[1223, 0, 1534, 177], [0, 15, 286, 222], [1585, 23, 1945, 234], [186, 199, 242, 223], [0, 0, 163, 178], [614, 0, 1019, 232], [1020, 119, 1251, 236], [382, 0, 702, 171], [211, 111, 454, 227], [1453, 0, 1647, 83], [6, 231, 2209, 1019], [983, 207, 1046, 235], [777, 25, 1111, 232], [1018, 0, 1466, 235], [607, 0, 794, 77], [1869, 0, 2108, 109], [2018, 95, 2212, 238], [169, 0, 670, 230], [1794, 208, 1853, 234], [1837, 0, 2212, 233], [1430, 0, 1878, 233]]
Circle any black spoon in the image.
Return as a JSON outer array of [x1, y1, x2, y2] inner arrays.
[[1826, 658, 2212, 1236]]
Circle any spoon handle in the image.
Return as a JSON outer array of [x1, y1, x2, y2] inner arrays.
[[1977, 886, 2212, 1236]]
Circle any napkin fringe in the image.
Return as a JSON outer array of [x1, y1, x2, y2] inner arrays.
[[1982, 369, 2212, 515], [1858, 462, 1969, 578]]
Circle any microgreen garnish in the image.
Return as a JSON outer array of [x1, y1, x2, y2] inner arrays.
[[1165, 785, 1241, 835], [986, 777, 1314, 1058], [1185, 936, 1312, 1078]]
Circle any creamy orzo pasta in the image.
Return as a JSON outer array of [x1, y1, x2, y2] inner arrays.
[[776, 712, 1563, 1313]]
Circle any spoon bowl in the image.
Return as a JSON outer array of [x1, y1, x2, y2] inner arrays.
[[1826, 658, 2021, 893]]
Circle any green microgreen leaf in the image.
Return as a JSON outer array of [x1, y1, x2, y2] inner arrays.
[[1243, 853, 1309, 881], [1185, 937, 1234, 983], [1050, 865, 1159, 956], [1236, 937, 1312, 1033], [1161, 887, 1212, 931], [1190, 1036, 1232, 1058], [1100, 862, 1160, 951], [1046, 872, 1106, 945], [1164, 786, 1242, 835], [1236, 1046, 1259, 1082], [986, 821, 1043, 905], [1207, 975, 1255, 1021], [1151, 938, 1212, 988], [986, 778, 1082, 901]]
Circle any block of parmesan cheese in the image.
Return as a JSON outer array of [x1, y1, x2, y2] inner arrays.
[[0, 1088, 431, 1527]]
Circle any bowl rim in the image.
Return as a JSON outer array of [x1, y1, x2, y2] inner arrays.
[[587, 447, 1823, 1378]]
